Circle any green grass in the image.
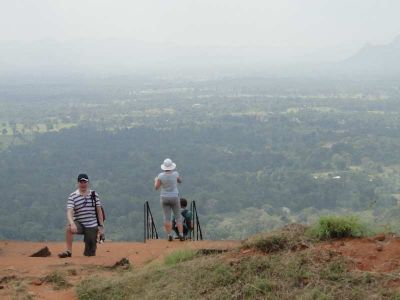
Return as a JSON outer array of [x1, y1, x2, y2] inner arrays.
[[43, 270, 72, 290], [76, 247, 400, 300], [241, 223, 311, 253], [76, 219, 400, 300], [308, 215, 369, 240], [12, 281, 34, 300], [164, 249, 198, 266]]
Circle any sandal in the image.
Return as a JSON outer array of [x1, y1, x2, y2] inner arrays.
[[58, 250, 72, 258]]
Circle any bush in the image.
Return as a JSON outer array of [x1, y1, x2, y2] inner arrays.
[[309, 215, 368, 240]]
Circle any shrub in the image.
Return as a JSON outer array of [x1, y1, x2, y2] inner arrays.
[[309, 215, 368, 240]]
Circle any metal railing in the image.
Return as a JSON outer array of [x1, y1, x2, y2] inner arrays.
[[144, 201, 159, 242], [189, 201, 203, 241]]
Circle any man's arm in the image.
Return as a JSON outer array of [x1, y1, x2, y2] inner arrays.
[[67, 208, 77, 233], [67, 208, 74, 225], [96, 206, 104, 226], [94, 193, 104, 227], [189, 214, 194, 229]]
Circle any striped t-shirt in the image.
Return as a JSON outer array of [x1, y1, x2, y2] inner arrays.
[[67, 189, 101, 228]]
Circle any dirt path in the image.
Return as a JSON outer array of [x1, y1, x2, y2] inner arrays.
[[0, 239, 239, 300]]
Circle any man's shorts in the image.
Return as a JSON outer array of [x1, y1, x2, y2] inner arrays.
[[68, 221, 98, 256]]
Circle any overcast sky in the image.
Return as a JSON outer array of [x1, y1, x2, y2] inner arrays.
[[1, 0, 400, 69]]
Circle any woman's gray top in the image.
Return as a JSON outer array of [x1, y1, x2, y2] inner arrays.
[[157, 171, 180, 198]]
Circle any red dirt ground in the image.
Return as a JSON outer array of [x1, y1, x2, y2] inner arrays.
[[0, 239, 238, 300], [321, 234, 400, 272], [2, 234, 400, 299]]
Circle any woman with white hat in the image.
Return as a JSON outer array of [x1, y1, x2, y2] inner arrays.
[[154, 158, 184, 241]]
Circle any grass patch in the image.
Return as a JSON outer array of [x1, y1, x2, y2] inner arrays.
[[13, 281, 34, 300], [76, 222, 400, 300], [241, 223, 311, 253], [76, 248, 400, 300], [164, 249, 198, 266], [309, 215, 369, 240], [43, 270, 72, 290]]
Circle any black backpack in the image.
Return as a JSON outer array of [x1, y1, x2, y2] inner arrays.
[[90, 190, 106, 224]]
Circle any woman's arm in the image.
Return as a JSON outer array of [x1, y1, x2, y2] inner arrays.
[[154, 177, 162, 190], [177, 176, 182, 183]]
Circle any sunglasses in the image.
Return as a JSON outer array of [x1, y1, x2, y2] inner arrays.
[[79, 180, 89, 183]]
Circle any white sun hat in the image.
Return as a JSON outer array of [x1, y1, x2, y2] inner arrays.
[[161, 158, 176, 171]]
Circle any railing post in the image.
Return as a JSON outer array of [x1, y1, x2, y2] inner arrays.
[[190, 201, 194, 241], [144, 201, 159, 242], [189, 201, 203, 241], [144, 201, 150, 242]]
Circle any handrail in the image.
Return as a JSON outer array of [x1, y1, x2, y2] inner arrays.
[[190, 201, 203, 241], [144, 201, 159, 242]]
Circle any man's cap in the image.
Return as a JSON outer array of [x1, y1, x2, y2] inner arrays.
[[77, 173, 89, 182]]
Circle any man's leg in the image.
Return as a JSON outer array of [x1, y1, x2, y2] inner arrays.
[[59, 222, 83, 258], [171, 198, 184, 240], [182, 223, 189, 237], [172, 220, 179, 237], [66, 226, 74, 251], [83, 227, 98, 256]]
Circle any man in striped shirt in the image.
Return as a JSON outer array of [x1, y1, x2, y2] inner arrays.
[[58, 173, 104, 258]]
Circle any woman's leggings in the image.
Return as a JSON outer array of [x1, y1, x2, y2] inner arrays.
[[160, 196, 182, 225]]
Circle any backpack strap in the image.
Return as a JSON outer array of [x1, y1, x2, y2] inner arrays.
[[91, 190, 101, 226]]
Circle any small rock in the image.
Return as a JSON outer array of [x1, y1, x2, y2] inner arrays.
[[376, 245, 384, 252], [113, 258, 131, 269], [374, 234, 386, 242], [30, 246, 51, 257], [31, 279, 43, 286]]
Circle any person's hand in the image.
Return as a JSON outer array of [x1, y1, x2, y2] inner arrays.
[[98, 226, 105, 235], [98, 226, 105, 243], [70, 223, 78, 233]]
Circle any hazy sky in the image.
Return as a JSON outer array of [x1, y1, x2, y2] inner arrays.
[[1, 0, 400, 68]]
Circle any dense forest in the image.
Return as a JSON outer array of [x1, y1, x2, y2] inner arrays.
[[1, 76, 400, 241]]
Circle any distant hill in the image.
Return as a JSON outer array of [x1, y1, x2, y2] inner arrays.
[[337, 34, 400, 77]]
